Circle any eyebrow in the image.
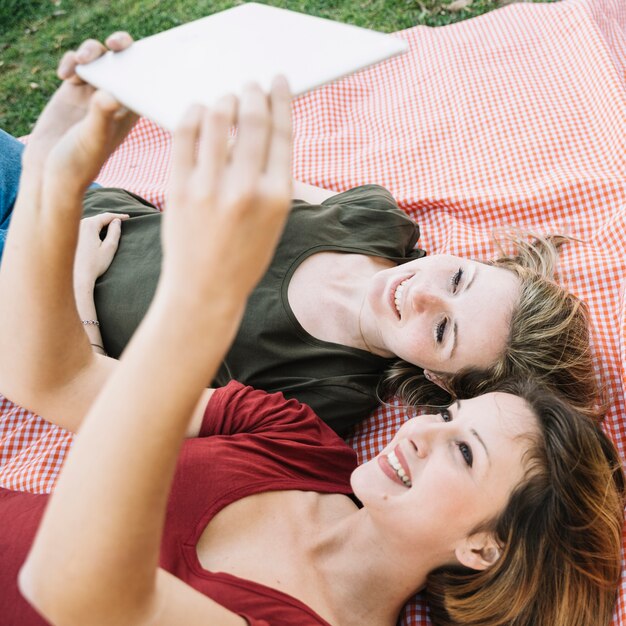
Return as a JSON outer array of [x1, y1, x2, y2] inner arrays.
[[449, 266, 476, 360], [471, 428, 491, 465], [454, 400, 491, 465], [450, 322, 458, 359]]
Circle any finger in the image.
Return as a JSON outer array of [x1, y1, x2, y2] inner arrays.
[[105, 31, 133, 52], [103, 217, 123, 242], [90, 90, 139, 148], [170, 105, 204, 182], [57, 50, 78, 81], [265, 75, 292, 187], [89, 212, 130, 230], [91, 89, 125, 116], [230, 83, 271, 182], [73, 90, 130, 156], [101, 218, 123, 252], [197, 94, 237, 189], [46, 90, 130, 192], [57, 39, 108, 84], [75, 38, 108, 65], [57, 35, 126, 83]]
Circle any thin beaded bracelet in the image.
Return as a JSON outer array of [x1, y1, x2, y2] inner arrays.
[[81, 320, 100, 327]]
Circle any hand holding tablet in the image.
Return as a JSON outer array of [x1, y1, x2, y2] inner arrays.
[[75, 3, 408, 131]]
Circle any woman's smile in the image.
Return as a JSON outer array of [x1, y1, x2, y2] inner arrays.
[[391, 276, 412, 319], [378, 445, 413, 488]]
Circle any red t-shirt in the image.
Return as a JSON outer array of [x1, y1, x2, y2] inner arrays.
[[0, 382, 358, 626]]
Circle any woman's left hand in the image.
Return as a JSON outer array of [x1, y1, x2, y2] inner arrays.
[[74, 212, 129, 290], [22, 33, 137, 180]]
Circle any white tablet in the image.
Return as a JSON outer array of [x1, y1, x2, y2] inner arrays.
[[76, 3, 408, 131]]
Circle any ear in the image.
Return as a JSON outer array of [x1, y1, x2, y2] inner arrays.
[[454, 533, 502, 571], [423, 369, 451, 393]]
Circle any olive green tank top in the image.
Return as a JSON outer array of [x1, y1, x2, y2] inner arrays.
[[84, 185, 424, 435]]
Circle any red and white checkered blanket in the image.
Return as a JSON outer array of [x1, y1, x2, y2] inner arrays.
[[2, 0, 625, 622]]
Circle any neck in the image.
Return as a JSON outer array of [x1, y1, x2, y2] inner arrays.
[[357, 296, 376, 354], [289, 252, 396, 354], [321, 255, 394, 355], [308, 507, 436, 626]]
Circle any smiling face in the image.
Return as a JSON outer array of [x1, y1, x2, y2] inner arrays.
[[351, 393, 536, 563], [362, 255, 520, 374]]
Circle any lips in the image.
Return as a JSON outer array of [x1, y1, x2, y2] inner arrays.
[[378, 445, 412, 488], [389, 276, 411, 319]]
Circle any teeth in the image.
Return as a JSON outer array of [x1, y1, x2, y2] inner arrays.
[[394, 279, 409, 316], [387, 450, 412, 487]]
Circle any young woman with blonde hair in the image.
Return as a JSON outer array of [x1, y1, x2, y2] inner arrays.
[[384, 242, 598, 417], [0, 34, 599, 435], [0, 48, 622, 626]]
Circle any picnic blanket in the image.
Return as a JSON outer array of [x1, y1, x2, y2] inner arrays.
[[1, 0, 625, 623]]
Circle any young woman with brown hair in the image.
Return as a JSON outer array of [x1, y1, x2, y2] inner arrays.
[[0, 59, 622, 626]]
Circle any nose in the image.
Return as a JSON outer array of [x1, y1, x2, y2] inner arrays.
[[409, 287, 444, 314], [406, 419, 443, 459]]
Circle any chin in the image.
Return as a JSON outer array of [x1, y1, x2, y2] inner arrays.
[[349, 462, 376, 504], [350, 460, 400, 512], [349, 464, 365, 493]]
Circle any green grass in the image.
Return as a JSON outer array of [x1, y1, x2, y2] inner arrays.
[[0, 0, 556, 136]]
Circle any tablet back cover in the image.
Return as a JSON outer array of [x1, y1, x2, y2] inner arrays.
[[76, 3, 408, 131]]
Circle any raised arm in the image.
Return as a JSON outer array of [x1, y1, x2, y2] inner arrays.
[[0, 35, 213, 437], [18, 77, 293, 626], [0, 35, 138, 432]]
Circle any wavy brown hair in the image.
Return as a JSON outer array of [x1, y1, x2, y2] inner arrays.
[[382, 235, 603, 420], [425, 379, 625, 626]]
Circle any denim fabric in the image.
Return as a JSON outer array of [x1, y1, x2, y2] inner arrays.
[[0, 129, 24, 260], [0, 129, 101, 262]]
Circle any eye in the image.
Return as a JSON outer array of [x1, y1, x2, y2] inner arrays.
[[439, 407, 452, 422], [436, 318, 448, 343], [450, 268, 463, 293], [458, 442, 473, 467]]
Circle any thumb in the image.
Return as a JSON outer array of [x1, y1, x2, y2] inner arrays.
[[46, 91, 133, 199], [86, 90, 128, 140], [101, 218, 123, 253]]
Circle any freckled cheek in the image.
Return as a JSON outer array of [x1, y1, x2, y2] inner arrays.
[[434, 481, 501, 529], [393, 327, 432, 366], [416, 472, 472, 517], [463, 306, 510, 362]]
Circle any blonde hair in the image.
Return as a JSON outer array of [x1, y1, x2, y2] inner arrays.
[[382, 235, 602, 420], [425, 379, 625, 626]]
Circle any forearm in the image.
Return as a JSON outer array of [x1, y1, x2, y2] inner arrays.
[[74, 283, 107, 354], [1, 182, 118, 429], [22, 287, 244, 624], [0, 174, 95, 407], [0, 87, 133, 429]]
